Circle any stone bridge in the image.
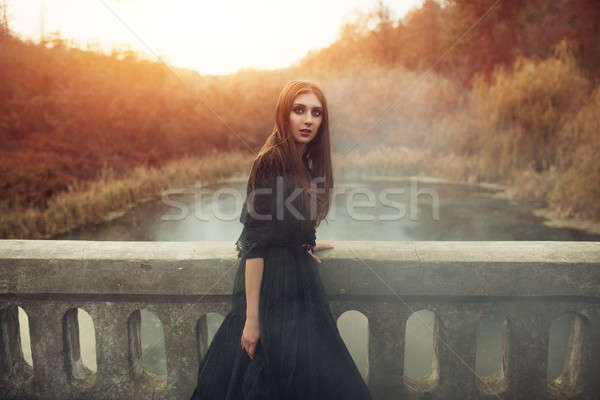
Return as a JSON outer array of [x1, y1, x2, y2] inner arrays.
[[0, 240, 599, 399]]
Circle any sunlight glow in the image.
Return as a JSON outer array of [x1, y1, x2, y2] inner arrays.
[[8, 0, 423, 75]]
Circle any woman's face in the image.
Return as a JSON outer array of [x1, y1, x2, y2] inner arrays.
[[289, 92, 323, 148]]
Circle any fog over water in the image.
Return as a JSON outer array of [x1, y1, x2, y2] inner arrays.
[[40, 177, 599, 380]]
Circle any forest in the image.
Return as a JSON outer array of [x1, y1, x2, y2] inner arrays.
[[1, 0, 599, 238]]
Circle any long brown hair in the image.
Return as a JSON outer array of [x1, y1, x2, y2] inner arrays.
[[247, 80, 333, 230]]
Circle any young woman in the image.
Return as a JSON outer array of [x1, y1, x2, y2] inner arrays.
[[190, 80, 372, 399]]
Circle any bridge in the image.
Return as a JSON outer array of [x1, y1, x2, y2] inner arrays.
[[1, 240, 599, 399]]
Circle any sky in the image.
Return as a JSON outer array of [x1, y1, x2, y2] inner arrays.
[[7, 0, 423, 75]]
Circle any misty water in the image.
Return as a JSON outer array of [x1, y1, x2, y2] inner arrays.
[[41, 178, 600, 382]]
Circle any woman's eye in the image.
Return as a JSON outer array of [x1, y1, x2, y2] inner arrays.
[[294, 107, 320, 117]]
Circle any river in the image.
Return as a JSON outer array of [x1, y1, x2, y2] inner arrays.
[[42, 177, 600, 382]]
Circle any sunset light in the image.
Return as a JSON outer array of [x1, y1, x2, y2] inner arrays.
[[2, 0, 600, 399], [8, 0, 423, 75]]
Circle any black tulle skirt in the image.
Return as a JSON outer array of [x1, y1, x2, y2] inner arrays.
[[189, 244, 373, 400]]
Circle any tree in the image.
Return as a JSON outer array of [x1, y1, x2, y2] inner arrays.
[[0, 0, 9, 36], [401, 0, 444, 70]]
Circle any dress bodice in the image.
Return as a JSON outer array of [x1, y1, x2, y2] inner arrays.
[[235, 159, 316, 259]]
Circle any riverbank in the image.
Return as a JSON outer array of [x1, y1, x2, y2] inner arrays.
[[0, 150, 252, 239], [334, 147, 600, 237], [2, 146, 599, 239]]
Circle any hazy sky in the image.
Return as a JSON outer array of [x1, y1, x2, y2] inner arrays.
[[7, 0, 423, 75]]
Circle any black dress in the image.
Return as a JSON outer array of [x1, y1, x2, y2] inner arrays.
[[190, 158, 373, 400]]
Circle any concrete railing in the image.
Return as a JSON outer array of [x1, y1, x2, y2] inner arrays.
[[0, 240, 599, 400]]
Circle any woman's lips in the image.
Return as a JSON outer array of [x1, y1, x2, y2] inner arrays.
[[299, 129, 312, 136]]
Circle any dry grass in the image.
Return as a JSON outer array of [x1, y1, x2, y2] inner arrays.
[[0, 150, 252, 239], [0, 146, 485, 239], [435, 40, 600, 222], [3, 135, 598, 240]]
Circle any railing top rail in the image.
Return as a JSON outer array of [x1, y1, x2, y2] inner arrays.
[[1, 240, 599, 263], [1, 240, 599, 298]]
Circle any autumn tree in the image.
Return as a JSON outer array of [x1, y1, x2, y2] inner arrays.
[[0, 0, 9, 37]]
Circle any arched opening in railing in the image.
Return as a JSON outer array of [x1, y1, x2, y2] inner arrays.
[[0, 305, 33, 387], [128, 309, 166, 390], [475, 312, 508, 395], [336, 310, 370, 382], [17, 306, 33, 369], [63, 307, 97, 387], [196, 312, 225, 361], [548, 311, 591, 398], [403, 309, 439, 393]]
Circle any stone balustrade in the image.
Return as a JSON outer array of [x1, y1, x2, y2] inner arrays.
[[0, 240, 599, 399]]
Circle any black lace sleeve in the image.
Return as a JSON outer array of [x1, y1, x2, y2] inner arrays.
[[235, 163, 279, 259]]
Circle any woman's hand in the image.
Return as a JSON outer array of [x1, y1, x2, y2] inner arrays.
[[241, 315, 260, 360], [313, 242, 334, 252], [307, 242, 334, 263]]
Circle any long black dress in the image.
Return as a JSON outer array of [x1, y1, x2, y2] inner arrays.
[[190, 158, 372, 400]]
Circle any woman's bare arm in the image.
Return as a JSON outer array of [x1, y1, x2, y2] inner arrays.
[[241, 256, 264, 359], [245, 257, 264, 317]]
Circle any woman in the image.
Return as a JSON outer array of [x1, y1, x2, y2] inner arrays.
[[190, 80, 372, 399]]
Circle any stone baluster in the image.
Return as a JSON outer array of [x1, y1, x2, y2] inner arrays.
[[328, 301, 346, 321], [584, 309, 600, 398], [434, 306, 480, 399], [89, 302, 135, 399], [365, 303, 410, 399], [154, 304, 200, 399], [504, 306, 553, 400], [26, 303, 69, 397]]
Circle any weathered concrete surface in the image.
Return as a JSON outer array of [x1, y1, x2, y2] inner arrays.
[[1, 240, 599, 297], [0, 240, 599, 400]]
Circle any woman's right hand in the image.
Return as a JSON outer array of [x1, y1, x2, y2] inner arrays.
[[241, 315, 260, 359], [307, 248, 322, 263]]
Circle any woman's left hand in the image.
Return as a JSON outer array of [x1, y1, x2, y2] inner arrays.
[[313, 242, 334, 252], [307, 242, 334, 263]]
